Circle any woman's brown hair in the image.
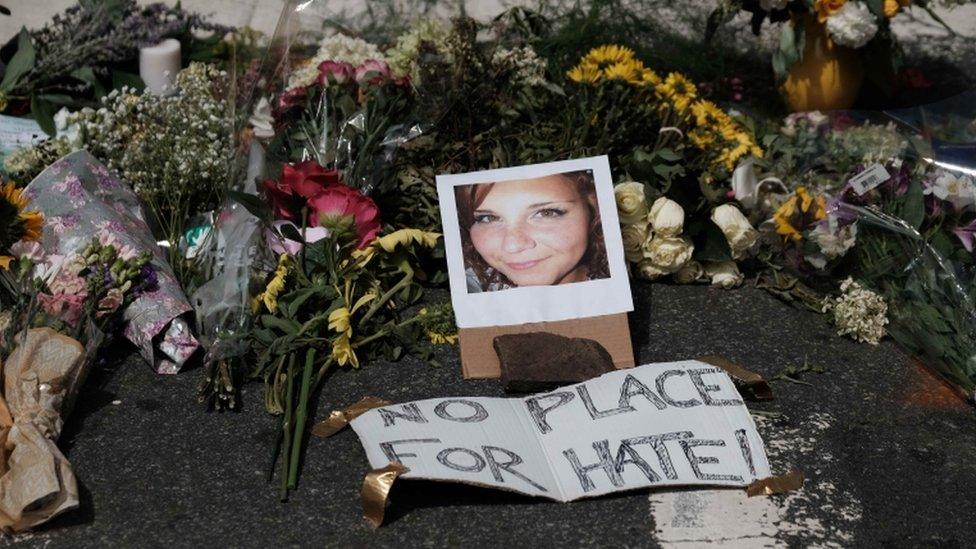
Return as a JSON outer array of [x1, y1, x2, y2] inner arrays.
[[455, 170, 609, 290]]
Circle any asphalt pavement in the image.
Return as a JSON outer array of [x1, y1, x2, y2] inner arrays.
[[8, 282, 976, 548]]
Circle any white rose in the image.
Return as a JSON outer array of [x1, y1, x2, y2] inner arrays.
[[711, 204, 759, 259], [636, 258, 667, 280], [621, 222, 650, 263], [648, 196, 685, 237], [826, 2, 878, 49], [704, 261, 744, 289], [732, 159, 759, 210], [674, 260, 704, 284], [642, 235, 694, 276], [614, 181, 648, 225], [249, 97, 276, 139]]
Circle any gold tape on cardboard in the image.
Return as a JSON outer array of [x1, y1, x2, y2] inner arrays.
[[362, 462, 409, 528], [699, 355, 774, 401], [746, 469, 804, 497], [311, 396, 392, 438]]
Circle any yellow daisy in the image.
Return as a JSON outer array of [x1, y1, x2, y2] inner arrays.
[[602, 59, 645, 85], [773, 187, 827, 242], [656, 72, 698, 113], [580, 44, 636, 68], [567, 62, 602, 84]]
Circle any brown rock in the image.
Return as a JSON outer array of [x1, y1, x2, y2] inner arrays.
[[493, 332, 615, 393]]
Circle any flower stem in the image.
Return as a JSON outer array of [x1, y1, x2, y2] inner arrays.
[[288, 347, 316, 489], [279, 353, 296, 501]]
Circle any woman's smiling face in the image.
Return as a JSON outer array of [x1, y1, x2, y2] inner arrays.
[[468, 175, 591, 286]]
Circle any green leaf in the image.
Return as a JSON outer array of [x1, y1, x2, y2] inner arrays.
[[260, 315, 301, 336], [283, 288, 318, 318], [693, 221, 733, 263], [111, 70, 145, 93], [70, 66, 107, 97], [902, 180, 924, 229], [279, 222, 303, 243], [228, 190, 271, 222], [1, 28, 34, 92], [30, 95, 56, 136]]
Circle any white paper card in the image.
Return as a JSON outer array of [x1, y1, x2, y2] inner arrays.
[[436, 156, 633, 328], [0, 114, 44, 162], [351, 360, 772, 501], [849, 163, 890, 195]]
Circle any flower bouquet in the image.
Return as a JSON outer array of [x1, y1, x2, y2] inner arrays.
[[230, 159, 440, 498], [0, 178, 159, 531], [741, 106, 976, 401]]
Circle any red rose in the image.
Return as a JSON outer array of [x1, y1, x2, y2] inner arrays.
[[263, 161, 342, 221], [308, 185, 381, 249]]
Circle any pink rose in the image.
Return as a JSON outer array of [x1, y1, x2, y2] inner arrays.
[[308, 185, 381, 249], [317, 60, 355, 86], [354, 59, 392, 86]]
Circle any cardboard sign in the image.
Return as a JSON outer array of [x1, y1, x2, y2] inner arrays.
[[350, 360, 771, 501]]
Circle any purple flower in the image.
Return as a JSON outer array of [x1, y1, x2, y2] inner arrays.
[[954, 218, 976, 252]]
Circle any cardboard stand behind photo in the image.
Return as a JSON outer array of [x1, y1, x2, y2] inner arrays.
[[436, 156, 636, 380]]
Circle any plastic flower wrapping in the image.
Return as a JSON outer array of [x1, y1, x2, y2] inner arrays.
[[23, 150, 198, 373], [741, 91, 976, 401]]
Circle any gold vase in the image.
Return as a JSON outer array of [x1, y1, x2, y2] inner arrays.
[[781, 14, 864, 112]]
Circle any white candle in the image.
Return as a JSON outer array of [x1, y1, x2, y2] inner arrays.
[[139, 38, 182, 96]]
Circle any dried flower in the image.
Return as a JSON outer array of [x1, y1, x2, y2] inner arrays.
[[825, 278, 888, 345]]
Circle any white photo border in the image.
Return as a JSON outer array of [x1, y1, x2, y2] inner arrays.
[[437, 155, 633, 329]]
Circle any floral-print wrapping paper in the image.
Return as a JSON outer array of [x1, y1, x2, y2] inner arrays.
[[24, 150, 198, 373]]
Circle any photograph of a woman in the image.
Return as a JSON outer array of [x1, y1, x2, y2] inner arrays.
[[455, 170, 610, 293]]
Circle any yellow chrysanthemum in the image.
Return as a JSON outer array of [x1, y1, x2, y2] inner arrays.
[[567, 62, 602, 84], [331, 334, 359, 368], [580, 44, 636, 68], [352, 228, 441, 266], [427, 331, 458, 345], [376, 228, 441, 252], [328, 307, 352, 337], [253, 254, 290, 313], [773, 186, 827, 242], [1, 181, 44, 270]]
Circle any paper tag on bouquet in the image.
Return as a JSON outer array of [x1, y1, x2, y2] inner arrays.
[[849, 164, 890, 195]]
